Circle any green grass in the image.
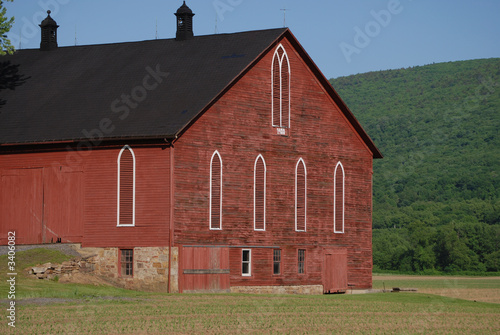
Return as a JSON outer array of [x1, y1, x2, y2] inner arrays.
[[2, 293, 499, 334], [0, 248, 73, 271], [373, 274, 500, 290], [1, 249, 499, 334]]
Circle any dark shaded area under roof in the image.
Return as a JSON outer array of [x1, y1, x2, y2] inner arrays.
[[0, 28, 287, 145]]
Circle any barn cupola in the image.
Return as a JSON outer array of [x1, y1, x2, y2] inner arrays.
[[175, 1, 195, 41], [39, 10, 59, 51]]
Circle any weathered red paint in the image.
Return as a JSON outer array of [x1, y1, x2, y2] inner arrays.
[[0, 146, 171, 248]]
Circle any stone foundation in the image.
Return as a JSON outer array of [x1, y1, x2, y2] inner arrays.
[[73, 245, 179, 292], [230, 285, 323, 295]]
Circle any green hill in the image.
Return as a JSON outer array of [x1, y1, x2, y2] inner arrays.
[[330, 58, 500, 273]]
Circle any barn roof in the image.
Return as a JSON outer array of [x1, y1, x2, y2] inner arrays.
[[0, 28, 382, 158]]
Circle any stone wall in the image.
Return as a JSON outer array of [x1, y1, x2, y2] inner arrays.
[[230, 285, 323, 295], [87, 246, 179, 292]]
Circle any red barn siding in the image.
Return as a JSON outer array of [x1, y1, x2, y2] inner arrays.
[[0, 145, 170, 248], [173, 37, 373, 289], [83, 146, 170, 248]]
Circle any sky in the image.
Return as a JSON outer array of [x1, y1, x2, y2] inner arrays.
[[4, 0, 500, 78]]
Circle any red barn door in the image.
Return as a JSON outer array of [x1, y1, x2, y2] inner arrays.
[[0, 168, 83, 245], [181, 246, 230, 293], [323, 248, 348, 293], [0, 169, 44, 244]]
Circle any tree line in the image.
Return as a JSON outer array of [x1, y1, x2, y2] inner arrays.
[[331, 58, 500, 274]]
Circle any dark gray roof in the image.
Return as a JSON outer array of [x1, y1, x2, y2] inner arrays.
[[0, 28, 287, 145]]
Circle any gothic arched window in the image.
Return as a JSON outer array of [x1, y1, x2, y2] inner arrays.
[[117, 145, 136, 227], [254, 155, 267, 231], [334, 162, 345, 233], [210, 151, 223, 230], [272, 44, 291, 130], [295, 158, 307, 232]]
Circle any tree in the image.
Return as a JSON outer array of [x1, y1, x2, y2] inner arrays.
[[0, 0, 14, 56], [435, 223, 476, 272]]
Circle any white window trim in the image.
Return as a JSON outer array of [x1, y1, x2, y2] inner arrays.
[[334, 161, 345, 234], [253, 154, 267, 231], [271, 43, 291, 129], [298, 249, 306, 274], [273, 249, 282, 275], [117, 145, 136, 227], [242, 249, 252, 277], [209, 150, 223, 231], [295, 158, 307, 232]]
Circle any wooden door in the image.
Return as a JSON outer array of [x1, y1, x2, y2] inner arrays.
[[323, 248, 348, 293], [181, 246, 230, 293], [0, 168, 84, 245], [43, 168, 84, 243], [0, 169, 44, 245]]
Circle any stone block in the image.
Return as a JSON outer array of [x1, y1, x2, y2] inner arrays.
[[32, 267, 47, 274]]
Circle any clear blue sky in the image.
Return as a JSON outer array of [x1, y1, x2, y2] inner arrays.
[[5, 0, 500, 78]]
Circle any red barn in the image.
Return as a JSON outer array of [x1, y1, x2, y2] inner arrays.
[[0, 4, 382, 293]]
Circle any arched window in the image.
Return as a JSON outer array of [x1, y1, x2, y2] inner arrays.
[[295, 158, 307, 232], [334, 162, 345, 233], [272, 44, 291, 129], [117, 145, 135, 227], [210, 151, 223, 230], [254, 155, 267, 231]]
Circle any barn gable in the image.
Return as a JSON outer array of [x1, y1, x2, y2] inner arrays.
[[176, 29, 382, 159]]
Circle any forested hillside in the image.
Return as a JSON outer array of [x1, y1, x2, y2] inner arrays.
[[330, 58, 500, 273]]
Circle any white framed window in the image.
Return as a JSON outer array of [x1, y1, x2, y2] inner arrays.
[[272, 43, 291, 130], [334, 161, 345, 233], [298, 249, 306, 274], [117, 145, 136, 227], [273, 249, 281, 275], [295, 158, 307, 232], [242, 249, 251, 276], [119, 249, 134, 277], [254, 154, 267, 231], [210, 150, 223, 230]]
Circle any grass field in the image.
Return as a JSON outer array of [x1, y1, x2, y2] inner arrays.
[[373, 274, 500, 304], [1, 249, 499, 334]]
